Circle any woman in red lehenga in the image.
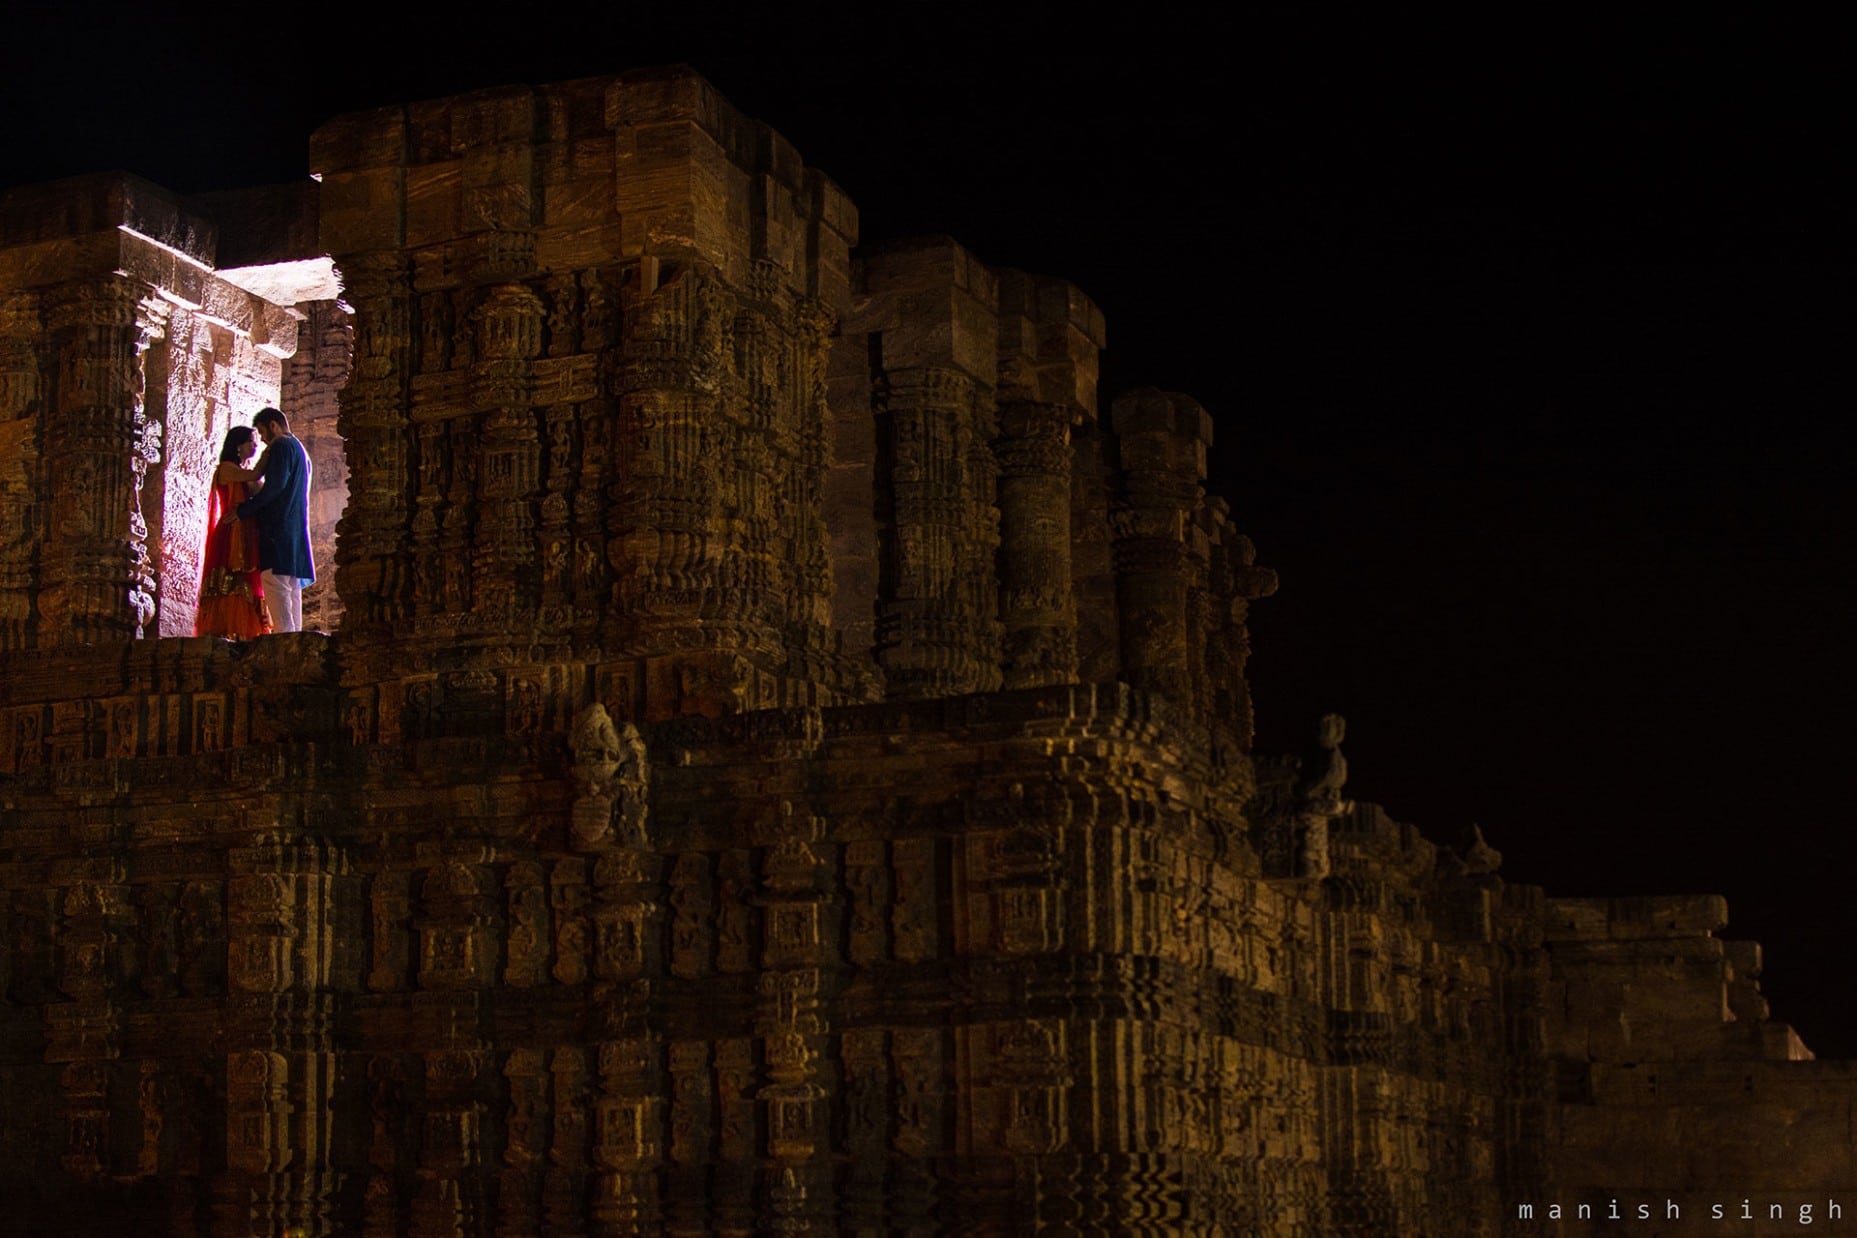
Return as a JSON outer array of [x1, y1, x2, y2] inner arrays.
[[195, 426, 273, 639]]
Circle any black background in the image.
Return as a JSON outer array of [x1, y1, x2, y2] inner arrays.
[[6, 5, 1853, 1052]]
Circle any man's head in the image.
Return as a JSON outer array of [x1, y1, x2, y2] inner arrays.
[[253, 407, 289, 444]]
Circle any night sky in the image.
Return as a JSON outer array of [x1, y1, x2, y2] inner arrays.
[[7, 6, 1853, 1052]]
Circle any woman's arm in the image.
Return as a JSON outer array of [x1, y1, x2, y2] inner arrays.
[[214, 461, 262, 487]]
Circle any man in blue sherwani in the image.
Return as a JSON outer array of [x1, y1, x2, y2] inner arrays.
[[238, 407, 315, 633]]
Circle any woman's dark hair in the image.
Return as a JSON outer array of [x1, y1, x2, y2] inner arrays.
[[219, 425, 257, 464]]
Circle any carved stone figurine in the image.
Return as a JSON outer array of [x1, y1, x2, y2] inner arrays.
[[1295, 712, 1354, 879], [1459, 824, 1503, 876], [569, 704, 649, 851]]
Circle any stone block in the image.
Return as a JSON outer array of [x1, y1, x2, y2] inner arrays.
[[404, 161, 462, 248], [461, 142, 534, 193], [533, 222, 626, 274], [862, 236, 964, 297], [0, 420, 30, 483], [0, 173, 217, 267], [613, 120, 745, 276], [1544, 898, 1611, 941], [308, 104, 407, 175], [405, 239, 466, 291], [809, 169, 858, 243], [1112, 387, 1214, 450], [537, 77, 611, 146], [758, 125, 806, 192], [862, 240, 1000, 383], [191, 182, 321, 269], [318, 167, 406, 255], [1723, 938, 1762, 978], [570, 135, 617, 181], [463, 180, 535, 234], [811, 225, 852, 318], [405, 98, 455, 165], [540, 166, 611, 231], [448, 85, 537, 153], [231, 297, 300, 360], [1039, 276, 1107, 350], [605, 68, 741, 149], [753, 176, 802, 284], [1762, 1022, 1813, 1061], [0, 232, 123, 290], [1607, 894, 1730, 939]]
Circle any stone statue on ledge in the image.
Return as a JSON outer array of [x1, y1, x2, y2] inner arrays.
[[1295, 712, 1353, 879], [1459, 824, 1502, 876]]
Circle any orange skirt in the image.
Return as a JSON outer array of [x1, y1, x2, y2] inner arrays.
[[195, 566, 272, 640], [196, 483, 273, 640]]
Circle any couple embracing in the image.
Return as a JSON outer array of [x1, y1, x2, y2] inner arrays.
[[195, 407, 315, 639]]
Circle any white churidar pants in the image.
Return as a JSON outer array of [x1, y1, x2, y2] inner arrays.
[[264, 571, 303, 633]]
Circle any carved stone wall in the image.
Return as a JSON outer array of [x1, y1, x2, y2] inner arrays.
[[282, 299, 353, 634], [315, 73, 865, 728], [0, 65, 1849, 1237]]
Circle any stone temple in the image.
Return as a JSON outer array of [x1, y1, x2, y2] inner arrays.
[[0, 66, 1851, 1236]]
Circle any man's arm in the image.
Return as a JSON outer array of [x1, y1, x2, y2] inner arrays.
[[238, 440, 300, 518]]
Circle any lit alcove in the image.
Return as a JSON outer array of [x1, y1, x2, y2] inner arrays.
[[147, 247, 352, 639]]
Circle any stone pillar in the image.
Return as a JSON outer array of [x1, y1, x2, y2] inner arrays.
[[994, 269, 1105, 689], [824, 327, 882, 674], [39, 280, 149, 644], [536, 276, 578, 616], [0, 291, 43, 650], [993, 400, 1076, 687], [878, 364, 1002, 696], [412, 1051, 490, 1237], [1199, 499, 1276, 751], [571, 271, 618, 637], [127, 300, 169, 633], [1072, 415, 1122, 683], [1110, 388, 1214, 703], [331, 253, 414, 632], [585, 850, 665, 1228], [591, 1038, 661, 1231], [785, 299, 842, 686], [45, 871, 128, 1182], [609, 266, 736, 650], [539, 1045, 587, 1233], [313, 103, 414, 636], [152, 306, 217, 639], [220, 838, 341, 1236], [472, 282, 546, 614], [857, 239, 1003, 698], [760, 943, 830, 1225]]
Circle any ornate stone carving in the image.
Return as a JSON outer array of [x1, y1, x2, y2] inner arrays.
[[550, 859, 589, 987], [568, 704, 648, 851], [504, 862, 550, 988]]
